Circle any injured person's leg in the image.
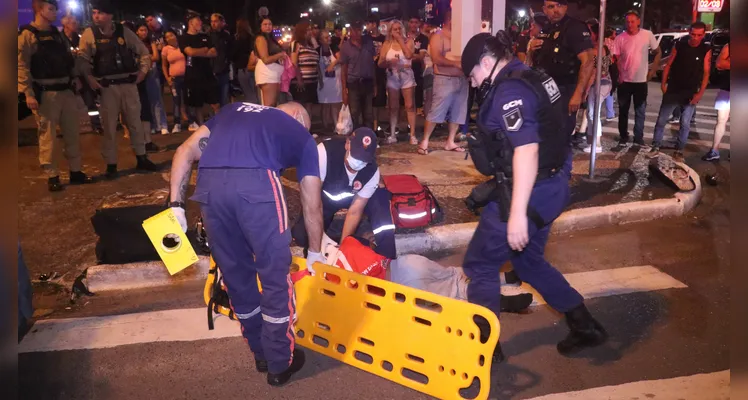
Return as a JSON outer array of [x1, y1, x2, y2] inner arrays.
[[389, 254, 533, 313]]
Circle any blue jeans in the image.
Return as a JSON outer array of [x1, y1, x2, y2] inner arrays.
[[604, 92, 615, 118], [617, 82, 648, 142], [216, 72, 231, 107], [145, 68, 168, 131], [652, 92, 696, 150], [586, 81, 612, 142], [237, 68, 259, 104]]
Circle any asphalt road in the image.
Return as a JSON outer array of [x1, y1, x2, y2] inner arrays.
[[18, 83, 731, 399]]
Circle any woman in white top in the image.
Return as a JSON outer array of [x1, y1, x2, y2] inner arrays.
[[254, 17, 288, 106], [317, 30, 343, 133], [378, 20, 416, 145]]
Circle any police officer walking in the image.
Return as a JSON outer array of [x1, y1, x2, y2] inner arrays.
[[78, 0, 159, 179], [291, 128, 397, 261], [461, 32, 607, 361], [168, 101, 325, 387], [18, 0, 93, 191], [531, 0, 595, 141]]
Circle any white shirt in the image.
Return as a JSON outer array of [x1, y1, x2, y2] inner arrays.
[[317, 143, 380, 199], [612, 29, 658, 83]]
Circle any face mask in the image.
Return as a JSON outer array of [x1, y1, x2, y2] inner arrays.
[[347, 154, 368, 171]]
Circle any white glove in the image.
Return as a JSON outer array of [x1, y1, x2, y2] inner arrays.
[[306, 251, 326, 275], [171, 207, 188, 233]]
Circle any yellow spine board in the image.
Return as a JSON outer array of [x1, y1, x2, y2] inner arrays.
[[292, 258, 500, 400], [141, 208, 199, 275]]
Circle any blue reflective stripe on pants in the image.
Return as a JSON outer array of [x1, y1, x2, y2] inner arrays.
[[462, 193, 583, 318], [192, 168, 295, 374]]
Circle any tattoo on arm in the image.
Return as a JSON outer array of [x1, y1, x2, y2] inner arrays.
[[198, 137, 209, 152], [177, 171, 190, 203]]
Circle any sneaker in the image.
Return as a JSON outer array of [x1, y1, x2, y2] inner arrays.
[[188, 122, 199, 131], [672, 151, 685, 163], [583, 144, 602, 154], [701, 149, 720, 161], [632, 138, 646, 146], [136, 155, 160, 171], [668, 117, 680, 124], [385, 135, 397, 144], [160, 128, 169, 135], [617, 136, 628, 146], [267, 349, 306, 387], [69, 171, 93, 185], [105, 164, 118, 180], [171, 124, 181, 134], [646, 146, 661, 158], [150, 129, 156, 134]]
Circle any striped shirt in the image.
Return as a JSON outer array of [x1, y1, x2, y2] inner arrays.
[[293, 41, 319, 84]]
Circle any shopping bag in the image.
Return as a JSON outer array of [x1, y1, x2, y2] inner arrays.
[[335, 104, 353, 135]]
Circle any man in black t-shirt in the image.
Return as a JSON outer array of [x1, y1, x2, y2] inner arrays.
[[366, 17, 387, 131], [210, 13, 233, 107], [408, 16, 429, 111], [180, 12, 220, 124]]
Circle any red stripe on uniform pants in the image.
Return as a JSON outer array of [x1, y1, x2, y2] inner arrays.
[[267, 170, 284, 233]]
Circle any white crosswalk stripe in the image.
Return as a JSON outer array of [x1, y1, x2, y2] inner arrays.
[[19, 265, 687, 353]]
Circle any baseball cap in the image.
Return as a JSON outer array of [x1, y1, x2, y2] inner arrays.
[[349, 127, 377, 164], [461, 33, 493, 76], [91, 0, 115, 14]]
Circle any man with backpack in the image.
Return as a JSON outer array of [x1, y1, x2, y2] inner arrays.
[[291, 128, 397, 261]]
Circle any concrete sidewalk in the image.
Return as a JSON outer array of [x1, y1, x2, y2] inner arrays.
[[18, 107, 700, 294]]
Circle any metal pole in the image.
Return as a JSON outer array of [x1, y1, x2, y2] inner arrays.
[[589, 0, 606, 179]]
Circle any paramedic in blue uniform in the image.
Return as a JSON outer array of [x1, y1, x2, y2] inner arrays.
[[168, 102, 326, 387], [461, 32, 607, 362], [291, 127, 397, 260]]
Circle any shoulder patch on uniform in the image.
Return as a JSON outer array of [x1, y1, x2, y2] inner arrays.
[[503, 108, 524, 132], [542, 77, 562, 103]]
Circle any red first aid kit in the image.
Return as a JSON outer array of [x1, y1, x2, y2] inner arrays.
[[382, 174, 442, 229]]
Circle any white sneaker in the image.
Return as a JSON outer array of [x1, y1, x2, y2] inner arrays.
[[171, 124, 181, 134], [583, 144, 603, 154], [160, 128, 169, 135], [188, 122, 199, 131], [385, 135, 397, 144], [150, 129, 156, 134]]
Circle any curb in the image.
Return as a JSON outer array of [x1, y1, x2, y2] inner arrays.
[[86, 160, 702, 292]]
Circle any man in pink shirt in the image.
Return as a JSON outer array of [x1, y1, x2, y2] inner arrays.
[[612, 10, 661, 147]]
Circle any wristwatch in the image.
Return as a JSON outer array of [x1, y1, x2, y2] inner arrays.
[[168, 201, 186, 209]]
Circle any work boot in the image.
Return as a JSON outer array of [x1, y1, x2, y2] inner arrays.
[[557, 303, 608, 356], [255, 359, 268, 373], [136, 155, 160, 172], [105, 164, 118, 180], [69, 171, 93, 185], [267, 349, 305, 387], [48, 176, 63, 192]]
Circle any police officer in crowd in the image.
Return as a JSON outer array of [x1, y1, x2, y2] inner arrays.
[[168, 101, 325, 387], [78, 0, 159, 179], [531, 0, 595, 142], [461, 32, 607, 362], [291, 128, 397, 261], [18, 0, 92, 191]]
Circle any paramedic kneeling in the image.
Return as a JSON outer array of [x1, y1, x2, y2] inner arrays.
[[461, 33, 607, 362], [292, 127, 397, 260], [168, 101, 326, 387]]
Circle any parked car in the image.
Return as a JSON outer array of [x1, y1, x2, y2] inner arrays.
[[650, 32, 688, 80]]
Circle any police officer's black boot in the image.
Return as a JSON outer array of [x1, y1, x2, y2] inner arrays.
[[136, 155, 160, 172], [48, 176, 63, 192], [267, 349, 306, 387], [145, 142, 161, 153], [69, 171, 93, 185], [105, 164, 118, 180], [557, 303, 608, 356]]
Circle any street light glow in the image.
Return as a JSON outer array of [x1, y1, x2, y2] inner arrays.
[[309, 8, 313, 12], [323, 0, 332, 5], [67, 1, 78, 10], [371, 7, 379, 12], [518, 9, 526, 18], [633, 1, 640, 5], [345, 23, 350, 28]]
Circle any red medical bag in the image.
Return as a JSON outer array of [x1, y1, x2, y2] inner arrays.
[[382, 174, 442, 229]]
